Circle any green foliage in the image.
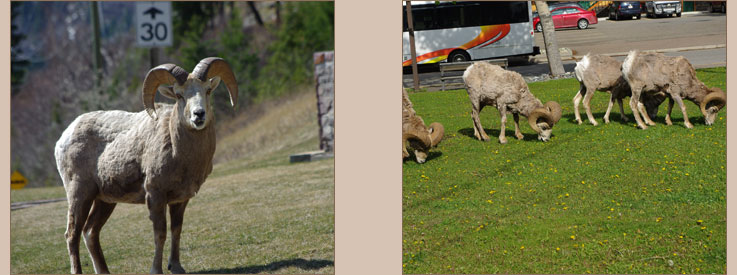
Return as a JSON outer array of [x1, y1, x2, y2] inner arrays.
[[403, 68, 726, 274], [256, 2, 334, 100]]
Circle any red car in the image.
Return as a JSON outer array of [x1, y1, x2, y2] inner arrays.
[[533, 5, 598, 32]]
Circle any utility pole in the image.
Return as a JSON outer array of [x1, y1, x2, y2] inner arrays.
[[405, 1, 419, 91]]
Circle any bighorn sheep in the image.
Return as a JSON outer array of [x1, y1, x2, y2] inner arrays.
[[622, 50, 726, 129], [573, 54, 666, 125], [54, 57, 237, 274], [463, 62, 562, 143], [403, 88, 444, 163]]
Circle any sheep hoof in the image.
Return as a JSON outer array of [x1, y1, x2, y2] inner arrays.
[[589, 120, 598, 126], [168, 263, 186, 274], [665, 119, 673, 125], [575, 119, 582, 125], [638, 124, 648, 130], [499, 137, 508, 144], [646, 121, 656, 126], [604, 119, 610, 124], [515, 133, 524, 140], [685, 122, 693, 129]]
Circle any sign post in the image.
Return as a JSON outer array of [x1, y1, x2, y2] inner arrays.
[[11, 171, 27, 190], [136, 2, 172, 67]]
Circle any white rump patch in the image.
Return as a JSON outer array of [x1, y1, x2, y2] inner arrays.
[[621, 50, 637, 82], [462, 63, 475, 82], [54, 116, 81, 184], [574, 55, 589, 82]]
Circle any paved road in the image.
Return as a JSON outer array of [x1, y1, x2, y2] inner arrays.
[[540, 12, 726, 56], [403, 12, 726, 91]]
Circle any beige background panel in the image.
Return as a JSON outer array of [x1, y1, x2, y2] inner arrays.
[[3, 0, 10, 273], [727, 2, 734, 273], [335, 0, 401, 274]]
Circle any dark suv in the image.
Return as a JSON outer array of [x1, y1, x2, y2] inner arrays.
[[610, 1, 642, 20]]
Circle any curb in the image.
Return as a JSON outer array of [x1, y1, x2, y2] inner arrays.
[[571, 44, 726, 60]]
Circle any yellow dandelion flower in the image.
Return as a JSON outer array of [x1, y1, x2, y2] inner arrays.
[[697, 219, 703, 225], [556, 247, 560, 251], [570, 235, 576, 240]]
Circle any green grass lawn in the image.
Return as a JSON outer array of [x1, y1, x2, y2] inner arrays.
[[11, 90, 334, 274], [402, 67, 726, 274]]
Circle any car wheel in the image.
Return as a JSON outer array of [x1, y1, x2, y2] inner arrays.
[[676, 12, 681, 17], [536, 23, 543, 32], [614, 12, 619, 20], [577, 19, 589, 30], [636, 14, 641, 19], [448, 51, 470, 63]]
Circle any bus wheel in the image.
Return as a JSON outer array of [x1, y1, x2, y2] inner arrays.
[[577, 19, 589, 29], [449, 51, 470, 63]]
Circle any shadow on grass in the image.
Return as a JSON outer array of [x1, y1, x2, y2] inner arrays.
[[403, 150, 444, 163], [457, 128, 538, 142], [193, 258, 333, 274], [560, 111, 705, 128]]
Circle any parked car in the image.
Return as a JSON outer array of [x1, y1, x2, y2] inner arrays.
[[609, 1, 642, 20], [645, 1, 682, 17], [533, 5, 598, 32], [710, 1, 726, 13]]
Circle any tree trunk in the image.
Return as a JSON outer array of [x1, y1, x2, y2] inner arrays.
[[90, 1, 103, 90], [405, 2, 420, 91], [248, 2, 264, 26], [534, 1, 565, 77]]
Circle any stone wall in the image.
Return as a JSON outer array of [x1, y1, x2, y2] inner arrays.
[[314, 51, 334, 152]]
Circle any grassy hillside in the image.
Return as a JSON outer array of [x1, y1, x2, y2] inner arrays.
[[11, 89, 334, 274], [402, 67, 726, 274]]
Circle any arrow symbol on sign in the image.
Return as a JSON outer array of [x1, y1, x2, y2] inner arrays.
[[143, 7, 163, 20]]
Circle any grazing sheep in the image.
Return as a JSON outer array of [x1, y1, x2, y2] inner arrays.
[[573, 54, 666, 125], [54, 57, 238, 274], [622, 50, 726, 129], [403, 88, 444, 163], [463, 62, 562, 143]]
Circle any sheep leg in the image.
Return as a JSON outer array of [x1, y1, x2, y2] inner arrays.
[[64, 187, 94, 274], [671, 94, 693, 128], [498, 106, 508, 144], [471, 102, 489, 141], [146, 193, 168, 274], [512, 113, 524, 140], [167, 201, 189, 274], [604, 93, 615, 124], [583, 86, 598, 126], [638, 102, 656, 126], [628, 86, 648, 129], [573, 86, 584, 124], [665, 97, 674, 125], [83, 199, 117, 274], [617, 97, 629, 122]]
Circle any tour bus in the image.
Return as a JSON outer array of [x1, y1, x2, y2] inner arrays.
[[402, 1, 539, 66]]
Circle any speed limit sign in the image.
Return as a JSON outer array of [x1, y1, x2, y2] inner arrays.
[[136, 2, 173, 47]]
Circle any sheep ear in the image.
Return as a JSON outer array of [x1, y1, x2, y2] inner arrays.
[[158, 86, 177, 99], [208, 76, 222, 91]]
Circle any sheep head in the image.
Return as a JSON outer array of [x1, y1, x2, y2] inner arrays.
[[527, 101, 562, 142], [142, 57, 238, 130], [700, 87, 726, 125], [403, 119, 444, 164]]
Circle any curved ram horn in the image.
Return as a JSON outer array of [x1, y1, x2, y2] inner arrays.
[[544, 101, 563, 126], [528, 101, 562, 133], [700, 88, 726, 116], [403, 128, 432, 150], [142, 64, 188, 120], [428, 122, 445, 147], [191, 57, 239, 110]]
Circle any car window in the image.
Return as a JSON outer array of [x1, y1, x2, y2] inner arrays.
[[551, 8, 565, 15], [564, 8, 579, 14]]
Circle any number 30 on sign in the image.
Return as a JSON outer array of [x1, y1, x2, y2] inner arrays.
[[136, 2, 173, 47]]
